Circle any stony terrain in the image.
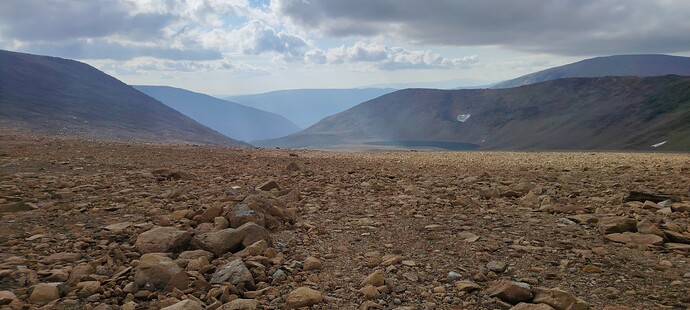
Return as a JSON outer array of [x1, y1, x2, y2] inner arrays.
[[1, 131, 689, 309]]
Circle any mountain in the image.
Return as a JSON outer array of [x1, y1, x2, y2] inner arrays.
[[363, 78, 492, 90], [226, 88, 396, 128], [492, 54, 690, 89], [134, 86, 300, 142], [0, 50, 247, 146], [255, 75, 690, 151]]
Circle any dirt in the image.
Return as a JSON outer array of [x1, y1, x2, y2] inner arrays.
[[1, 132, 689, 309]]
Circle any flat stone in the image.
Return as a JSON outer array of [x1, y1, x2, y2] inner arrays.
[[358, 284, 380, 300], [664, 230, 690, 244], [161, 299, 203, 310], [486, 280, 533, 305], [41, 252, 82, 264], [210, 259, 254, 287], [191, 228, 245, 256], [511, 303, 556, 310], [222, 298, 258, 310], [257, 180, 281, 191], [665, 243, 690, 251], [104, 222, 133, 232], [598, 217, 637, 234], [604, 232, 664, 247], [454, 280, 481, 292], [285, 287, 322, 309], [0, 202, 37, 213], [135, 227, 192, 254], [533, 287, 590, 310]]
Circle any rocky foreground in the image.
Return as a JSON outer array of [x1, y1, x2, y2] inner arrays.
[[1, 132, 689, 310]]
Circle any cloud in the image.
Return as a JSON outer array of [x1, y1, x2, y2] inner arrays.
[[230, 20, 308, 61], [93, 57, 269, 76], [312, 41, 478, 70], [273, 0, 690, 55], [17, 39, 222, 61]]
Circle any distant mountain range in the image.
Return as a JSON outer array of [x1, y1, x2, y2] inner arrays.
[[135, 86, 300, 141], [255, 75, 690, 151], [492, 54, 690, 88], [0, 50, 247, 146], [226, 88, 395, 128]]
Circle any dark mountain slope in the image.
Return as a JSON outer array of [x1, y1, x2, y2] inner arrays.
[[256, 75, 690, 151], [0, 50, 247, 146], [493, 54, 690, 89], [134, 86, 300, 141], [226, 88, 395, 128]]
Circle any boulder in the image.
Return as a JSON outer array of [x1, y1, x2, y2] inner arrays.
[[192, 223, 271, 256], [161, 299, 203, 310], [0, 290, 19, 305], [598, 217, 637, 235], [227, 203, 265, 228], [486, 280, 533, 305], [533, 287, 590, 310], [222, 298, 258, 310], [285, 287, 323, 309], [135, 227, 192, 254], [134, 253, 183, 290], [636, 219, 664, 236], [511, 303, 556, 310], [454, 280, 481, 292], [303, 256, 323, 271], [360, 269, 385, 288], [29, 283, 60, 305], [664, 230, 690, 244], [191, 228, 245, 256], [210, 259, 254, 287]]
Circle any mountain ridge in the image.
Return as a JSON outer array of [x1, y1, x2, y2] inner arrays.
[[255, 75, 690, 151], [492, 54, 690, 89], [0, 49, 248, 147]]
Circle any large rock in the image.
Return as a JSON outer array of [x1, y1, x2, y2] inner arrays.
[[41, 252, 82, 264], [229, 192, 296, 230], [210, 259, 254, 287], [227, 203, 265, 228], [192, 223, 272, 256], [285, 287, 323, 309], [161, 299, 204, 310], [192, 228, 245, 256], [360, 269, 385, 288], [29, 283, 60, 305], [0, 291, 19, 305], [222, 299, 258, 310], [135, 227, 192, 254], [511, 303, 556, 310], [598, 217, 637, 235], [486, 280, 533, 305], [604, 232, 664, 247], [134, 253, 183, 290], [533, 287, 590, 310]]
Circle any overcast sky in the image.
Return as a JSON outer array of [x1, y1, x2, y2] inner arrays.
[[1, 0, 689, 95]]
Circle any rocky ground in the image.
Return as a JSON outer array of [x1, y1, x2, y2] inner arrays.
[[1, 132, 689, 310]]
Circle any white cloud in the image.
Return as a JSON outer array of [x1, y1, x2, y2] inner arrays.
[[309, 41, 478, 70]]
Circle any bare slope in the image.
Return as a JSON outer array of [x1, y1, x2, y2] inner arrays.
[[0, 49, 247, 146], [492, 54, 690, 89], [135, 86, 301, 141], [255, 75, 690, 151]]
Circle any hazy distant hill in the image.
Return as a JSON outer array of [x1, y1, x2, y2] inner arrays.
[[0, 50, 247, 146], [226, 88, 395, 128], [256, 75, 690, 151], [492, 54, 690, 89], [135, 86, 300, 141]]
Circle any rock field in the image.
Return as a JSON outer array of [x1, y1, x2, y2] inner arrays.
[[1, 132, 689, 309]]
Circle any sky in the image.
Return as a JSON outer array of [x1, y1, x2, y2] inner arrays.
[[1, 0, 690, 95]]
